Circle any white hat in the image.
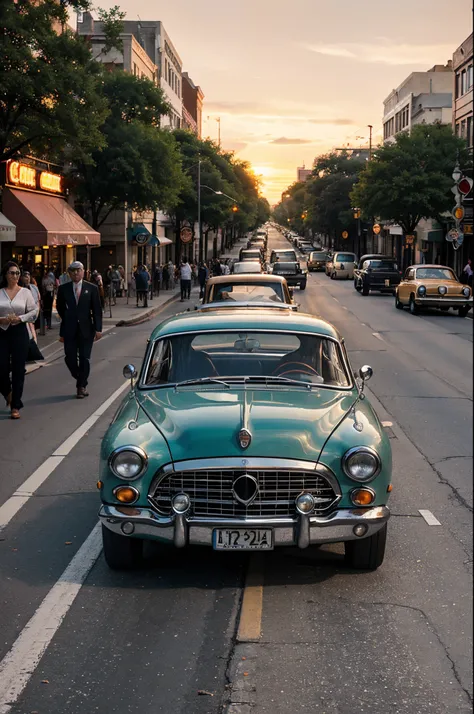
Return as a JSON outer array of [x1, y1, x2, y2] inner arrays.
[[68, 261, 84, 271]]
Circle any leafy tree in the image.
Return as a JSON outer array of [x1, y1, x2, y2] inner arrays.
[[0, 0, 108, 164], [350, 123, 471, 234], [71, 72, 186, 228]]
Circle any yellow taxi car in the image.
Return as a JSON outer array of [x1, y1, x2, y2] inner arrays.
[[395, 264, 472, 317]]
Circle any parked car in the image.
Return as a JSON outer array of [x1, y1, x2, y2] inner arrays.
[[233, 261, 263, 274], [395, 264, 472, 316], [354, 256, 401, 295], [271, 261, 307, 290], [307, 251, 329, 272], [325, 252, 334, 275], [328, 251, 357, 280], [298, 242, 314, 254], [270, 249, 298, 264], [99, 309, 392, 570], [201, 274, 296, 309]]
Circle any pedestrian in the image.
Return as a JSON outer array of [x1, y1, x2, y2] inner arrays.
[[0, 261, 38, 419], [162, 262, 170, 290], [59, 269, 71, 285], [56, 261, 102, 399], [222, 260, 230, 275], [198, 262, 209, 299], [41, 267, 55, 329], [154, 264, 162, 296], [111, 265, 121, 301], [179, 258, 192, 301], [118, 265, 126, 296], [462, 258, 473, 287], [91, 270, 105, 310], [168, 260, 175, 289], [134, 264, 150, 307]]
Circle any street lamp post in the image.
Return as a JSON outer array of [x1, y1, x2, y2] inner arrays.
[[368, 125, 373, 161], [198, 180, 239, 261]]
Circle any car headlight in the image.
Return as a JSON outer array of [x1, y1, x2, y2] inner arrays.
[[417, 285, 426, 296], [463, 287, 471, 297], [438, 286, 447, 295], [342, 447, 381, 482], [109, 446, 147, 480]]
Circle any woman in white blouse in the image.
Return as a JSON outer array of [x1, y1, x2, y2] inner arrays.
[[0, 262, 38, 419]]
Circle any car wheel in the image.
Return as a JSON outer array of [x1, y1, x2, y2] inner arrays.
[[409, 295, 419, 315], [344, 523, 387, 570], [330, 272, 336, 280], [300, 281, 307, 291], [354, 279, 361, 292], [395, 292, 404, 310], [102, 524, 143, 570], [362, 284, 370, 296], [458, 306, 470, 317]]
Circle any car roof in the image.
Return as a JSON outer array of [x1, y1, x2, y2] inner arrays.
[[151, 308, 342, 341], [207, 274, 287, 285], [410, 264, 453, 270]]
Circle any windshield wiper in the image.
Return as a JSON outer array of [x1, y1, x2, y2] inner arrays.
[[174, 377, 230, 390], [243, 375, 319, 389]]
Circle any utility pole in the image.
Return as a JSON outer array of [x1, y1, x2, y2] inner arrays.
[[217, 117, 221, 147], [368, 125, 373, 161], [197, 159, 202, 262]]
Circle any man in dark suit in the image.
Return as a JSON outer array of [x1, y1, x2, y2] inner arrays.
[[57, 261, 102, 398]]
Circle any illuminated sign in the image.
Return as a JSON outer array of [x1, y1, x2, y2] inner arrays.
[[8, 161, 36, 189], [39, 171, 62, 193], [6, 160, 63, 194]]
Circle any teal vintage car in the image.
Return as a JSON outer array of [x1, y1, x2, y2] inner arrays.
[[99, 309, 392, 571]]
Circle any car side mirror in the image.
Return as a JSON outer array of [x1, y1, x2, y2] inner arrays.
[[359, 365, 373, 382], [123, 364, 137, 390]]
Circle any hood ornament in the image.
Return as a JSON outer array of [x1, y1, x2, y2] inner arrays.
[[238, 428, 252, 449]]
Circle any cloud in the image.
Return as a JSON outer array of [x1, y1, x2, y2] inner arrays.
[[270, 137, 313, 145], [310, 118, 356, 126], [304, 42, 454, 66]]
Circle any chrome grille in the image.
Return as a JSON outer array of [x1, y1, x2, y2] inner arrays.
[[149, 469, 339, 519]]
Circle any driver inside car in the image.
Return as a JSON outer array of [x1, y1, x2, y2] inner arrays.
[[274, 335, 320, 377]]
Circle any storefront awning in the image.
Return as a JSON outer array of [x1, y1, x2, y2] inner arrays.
[[2, 188, 100, 247], [127, 223, 172, 246], [0, 212, 16, 242]]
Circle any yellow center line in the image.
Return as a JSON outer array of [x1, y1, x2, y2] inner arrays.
[[237, 553, 264, 643]]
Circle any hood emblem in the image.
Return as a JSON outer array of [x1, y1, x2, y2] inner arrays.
[[238, 428, 252, 450], [233, 474, 258, 506]]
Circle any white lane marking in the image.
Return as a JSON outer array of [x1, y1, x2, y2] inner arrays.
[[333, 297, 340, 303], [381, 421, 393, 427], [360, 323, 366, 327], [419, 509, 442, 526], [372, 332, 385, 342], [342, 306, 348, 310], [0, 381, 128, 531], [0, 523, 102, 714]]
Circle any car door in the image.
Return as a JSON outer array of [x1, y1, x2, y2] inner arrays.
[[399, 268, 415, 303]]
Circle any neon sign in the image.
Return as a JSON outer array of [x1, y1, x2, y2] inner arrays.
[[39, 171, 62, 193], [7, 160, 63, 194]]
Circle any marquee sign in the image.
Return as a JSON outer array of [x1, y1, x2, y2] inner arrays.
[[6, 160, 63, 195]]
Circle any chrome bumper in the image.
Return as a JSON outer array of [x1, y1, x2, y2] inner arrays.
[[415, 297, 472, 308], [99, 504, 390, 549]]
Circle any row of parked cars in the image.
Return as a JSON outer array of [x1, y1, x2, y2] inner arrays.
[[98, 223, 392, 572], [287, 238, 473, 318]]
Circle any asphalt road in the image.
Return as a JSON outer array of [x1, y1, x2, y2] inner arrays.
[[0, 227, 472, 714]]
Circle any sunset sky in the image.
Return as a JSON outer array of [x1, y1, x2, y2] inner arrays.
[[94, 0, 471, 203]]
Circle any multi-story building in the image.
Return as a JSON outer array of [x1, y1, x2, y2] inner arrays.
[[383, 63, 453, 142], [453, 33, 473, 150], [182, 72, 204, 137], [297, 166, 312, 182]]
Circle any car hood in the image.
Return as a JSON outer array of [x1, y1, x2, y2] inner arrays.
[[136, 387, 356, 463]]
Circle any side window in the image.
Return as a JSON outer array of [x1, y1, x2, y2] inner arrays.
[[405, 269, 414, 281]]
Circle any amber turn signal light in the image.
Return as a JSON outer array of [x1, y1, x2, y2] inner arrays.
[[114, 486, 138, 503], [351, 488, 375, 506], [96, 481, 103, 490], [387, 484, 393, 493]]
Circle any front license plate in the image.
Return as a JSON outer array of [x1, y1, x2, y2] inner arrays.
[[385, 279, 390, 286], [213, 528, 273, 550]]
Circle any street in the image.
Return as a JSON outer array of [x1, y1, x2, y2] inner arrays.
[[0, 226, 472, 714]]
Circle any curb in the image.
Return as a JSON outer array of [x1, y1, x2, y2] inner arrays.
[[114, 291, 180, 327]]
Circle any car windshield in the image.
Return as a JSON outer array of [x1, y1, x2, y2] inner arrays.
[[208, 283, 285, 303], [310, 252, 327, 260], [272, 250, 297, 262], [367, 260, 398, 270], [272, 262, 297, 273], [335, 254, 355, 262], [143, 331, 351, 388], [234, 262, 261, 273], [415, 268, 456, 280]]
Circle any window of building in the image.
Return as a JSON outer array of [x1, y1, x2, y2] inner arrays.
[[460, 119, 466, 139], [461, 70, 467, 95], [133, 63, 137, 76], [467, 65, 473, 91], [455, 73, 461, 99], [467, 116, 473, 148], [455, 122, 460, 137]]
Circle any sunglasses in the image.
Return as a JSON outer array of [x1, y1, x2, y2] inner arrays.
[[8, 271, 20, 276]]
